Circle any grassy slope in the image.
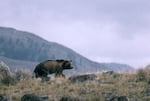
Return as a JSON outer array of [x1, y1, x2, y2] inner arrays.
[[0, 71, 149, 101]]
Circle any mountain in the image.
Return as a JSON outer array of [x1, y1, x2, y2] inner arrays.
[[145, 64, 150, 70], [0, 27, 134, 74], [102, 63, 135, 72]]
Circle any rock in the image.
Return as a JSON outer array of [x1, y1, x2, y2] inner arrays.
[[21, 94, 48, 101], [142, 86, 150, 96], [102, 91, 117, 101], [0, 61, 11, 79], [110, 96, 128, 101], [60, 96, 81, 101], [0, 94, 12, 101], [69, 74, 97, 83], [21, 94, 42, 101], [102, 71, 120, 78], [40, 95, 49, 101], [102, 92, 129, 101]]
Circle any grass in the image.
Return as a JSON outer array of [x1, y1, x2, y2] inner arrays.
[[0, 70, 150, 101]]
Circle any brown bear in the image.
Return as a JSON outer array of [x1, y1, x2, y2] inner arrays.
[[33, 60, 73, 79]]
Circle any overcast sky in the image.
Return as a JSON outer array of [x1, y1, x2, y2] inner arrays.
[[0, 0, 150, 68]]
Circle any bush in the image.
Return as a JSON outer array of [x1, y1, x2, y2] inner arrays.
[[15, 68, 32, 81], [136, 69, 148, 82], [1, 76, 17, 86]]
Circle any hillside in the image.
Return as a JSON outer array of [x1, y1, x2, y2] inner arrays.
[[0, 71, 149, 101], [0, 27, 134, 74]]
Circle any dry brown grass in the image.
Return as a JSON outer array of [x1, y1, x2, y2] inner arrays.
[[0, 71, 149, 101]]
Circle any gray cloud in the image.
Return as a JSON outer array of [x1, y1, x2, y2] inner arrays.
[[0, 0, 150, 67]]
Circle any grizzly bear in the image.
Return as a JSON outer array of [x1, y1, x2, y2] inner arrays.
[[34, 60, 73, 79]]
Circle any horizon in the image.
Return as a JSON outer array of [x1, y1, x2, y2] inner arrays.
[[0, 0, 150, 68]]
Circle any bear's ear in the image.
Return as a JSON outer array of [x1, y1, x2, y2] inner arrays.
[[56, 59, 64, 62]]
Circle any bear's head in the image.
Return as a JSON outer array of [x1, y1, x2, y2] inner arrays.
[[62, 60, 73, 69]]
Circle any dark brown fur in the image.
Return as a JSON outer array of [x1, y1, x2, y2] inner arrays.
[[34, 60, 73, 78]]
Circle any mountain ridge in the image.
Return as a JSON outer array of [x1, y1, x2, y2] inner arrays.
[[0, 26, 134, 74]]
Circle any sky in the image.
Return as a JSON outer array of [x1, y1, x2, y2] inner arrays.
[[0, 0, 150, 68]]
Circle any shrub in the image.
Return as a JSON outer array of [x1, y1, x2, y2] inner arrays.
[[136, 69, 148, 82], [15, 68, 32, 81], [1, 76, 17, 86]]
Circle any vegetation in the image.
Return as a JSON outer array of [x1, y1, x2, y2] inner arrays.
[[1, 76, 17, 86], [0, 68, 150, 101]]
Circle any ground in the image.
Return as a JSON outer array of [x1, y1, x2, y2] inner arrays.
[[0, 70, 150, 101]]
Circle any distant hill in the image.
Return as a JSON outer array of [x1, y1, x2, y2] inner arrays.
[[145, 64, 150, 70], [0, 27, 134, 74]]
